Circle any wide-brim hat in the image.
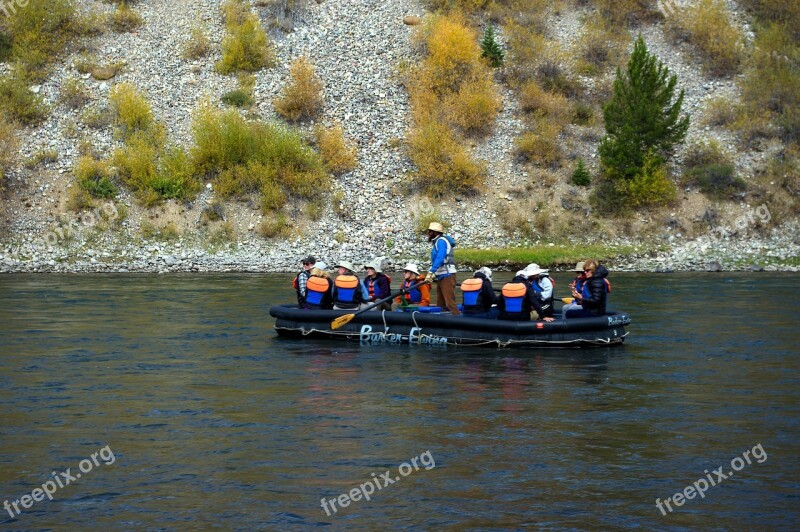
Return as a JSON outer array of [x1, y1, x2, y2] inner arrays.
[[364, 259, 382, 273], [336, 260, 355, 272], [402, 262, 420, 275], [571, 261, 586, 272], [427, 222, 444, 233], [523, 263, 547, 277]]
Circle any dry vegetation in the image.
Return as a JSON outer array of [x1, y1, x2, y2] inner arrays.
[[274, 56, 324, 121], [217, 0, 275, 74], [405, 13, 499, 197], [313, 123, 358, 175]]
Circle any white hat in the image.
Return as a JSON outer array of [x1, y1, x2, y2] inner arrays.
[[402, 262, 420, 275], [364, 259, 382, 273], [427, 222, 444, 233], [315, 261, 328, 271], [523, 263, 547, 277], [336, 260, 355, 273], [515, 270, 526, 278], [475, 266, 492, 281]]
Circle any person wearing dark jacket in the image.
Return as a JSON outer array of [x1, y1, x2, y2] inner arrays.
[[498, 272, 555, 322], [363, 259, 392, 311], [565, 260, 609, 318], [460, 267, 499, 319]]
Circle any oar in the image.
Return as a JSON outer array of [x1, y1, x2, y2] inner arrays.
[[331, 280, 431, 330], [561, 297, 575, 304]]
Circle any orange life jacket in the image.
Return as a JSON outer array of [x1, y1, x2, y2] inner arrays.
[[305, 276, 330, 306], [501, 283, 528, 313]]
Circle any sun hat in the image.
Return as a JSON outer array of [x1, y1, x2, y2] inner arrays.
[[402, 262, 420, 276], [336, 260, 356, 273], [475, 266, 493, 282], [515, 270, 526, 278], [523, 263, 549, 277], [571, 261, 586, 272], [301, 255, 316, 264], [427, 222, 444, 233], [364, 259, 382, 273], [315, 261, 328, 271]]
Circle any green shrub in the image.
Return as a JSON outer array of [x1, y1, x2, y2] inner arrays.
[[221, 89, 254, 108], [217, 0, 275, 74], [109, 83, 156, 138], [600, 36, 690, 182], [593, 150, 676, 213], [480, 24, 504, 67], [0, 71, 49, 125], [112, 2, 143, 32], [571, 158, 591, 186], [274, 56, 324, 121], [7, 0, 77, 81], [0, 31, 11, 62], [190, 106, 329, 211], [74, 156, 118, 199], [682, 140, 745, 198]]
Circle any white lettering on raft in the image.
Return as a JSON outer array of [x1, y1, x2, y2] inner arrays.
[[359, 325, 448, 347]]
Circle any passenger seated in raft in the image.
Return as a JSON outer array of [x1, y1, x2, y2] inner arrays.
[[521, 263, 555, 319], [565, 259, 610, 318], [362, 259, 392, 311], [459, 267, 499, 319], [301, 265, 333, 310], [498, 271, 555, 322], [332, 260, 369, 310], [561, 261, 586, 316], [391, 263, 430, 311]]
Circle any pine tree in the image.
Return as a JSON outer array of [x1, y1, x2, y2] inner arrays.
[[571, 158, 591, 186], [481, 24, 504, 68], [599, 35, 690, 181]]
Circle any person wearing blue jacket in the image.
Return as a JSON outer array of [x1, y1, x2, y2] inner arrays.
[[424, 222, 460, 315]]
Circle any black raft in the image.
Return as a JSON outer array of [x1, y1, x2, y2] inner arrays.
[[269, 305, 631, 348]]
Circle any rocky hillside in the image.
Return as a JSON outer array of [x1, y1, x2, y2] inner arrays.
[[0, 0, 798, 273]]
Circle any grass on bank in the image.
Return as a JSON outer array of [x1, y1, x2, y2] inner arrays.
[[457, 244, 637, 270]]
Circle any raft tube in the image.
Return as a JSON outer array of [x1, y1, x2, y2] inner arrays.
[[269, 305, 631, 348]]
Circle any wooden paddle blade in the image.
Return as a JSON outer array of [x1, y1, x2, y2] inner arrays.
[[330, 313, 356, 330], [561, 297, 574, 304]]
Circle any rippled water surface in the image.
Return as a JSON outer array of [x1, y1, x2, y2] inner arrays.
[[1, 273, 798, 529]]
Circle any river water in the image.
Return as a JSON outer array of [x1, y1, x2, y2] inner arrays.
[[0, 272, 798, 529]]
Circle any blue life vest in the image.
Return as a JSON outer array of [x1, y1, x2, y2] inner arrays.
[[461, 277, 484, 310], [334, 275, 360, 305], [306, 276, 329, 306], [402, 279, 422, 303], [502, 283, 527, 313]]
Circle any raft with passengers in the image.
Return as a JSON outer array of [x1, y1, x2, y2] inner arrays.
[[269, 222, 631, 348]]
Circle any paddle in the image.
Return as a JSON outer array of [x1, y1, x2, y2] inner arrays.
[[331, 280, 432, 330]]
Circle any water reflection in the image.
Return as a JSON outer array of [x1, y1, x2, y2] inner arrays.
[[1, 273, 798, 529]]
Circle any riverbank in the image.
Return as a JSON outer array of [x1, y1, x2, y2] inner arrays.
[[2, 218, 797, 274]]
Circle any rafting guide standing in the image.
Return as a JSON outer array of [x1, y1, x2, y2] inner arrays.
[[425, 222, 460, 316]]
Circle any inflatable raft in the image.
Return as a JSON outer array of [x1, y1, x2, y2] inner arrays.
[[269, 305, 631, 348]]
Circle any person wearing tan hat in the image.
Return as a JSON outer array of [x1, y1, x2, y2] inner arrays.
[[332, 260, 369, 310], [391, 262, 430, 310], [425, 222, 460, 315], [562, 261, 587, 315], [363, 258, 392, 310]]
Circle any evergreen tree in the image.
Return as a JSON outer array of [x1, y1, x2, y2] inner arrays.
[[481, 24, 504, 68], [571, 158, 591, 186], [599, 35, 690, 181]]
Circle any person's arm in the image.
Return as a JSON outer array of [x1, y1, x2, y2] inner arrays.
[[419, 282, 431, 306], [378, 276, 391, 299], [360, 280, 369, 302], [298, 272, 308, 297], [539, 277, 553, 300], [483, 283, 497, 306], [429, 239, 446, 273], [581, 279, 604, 309]]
